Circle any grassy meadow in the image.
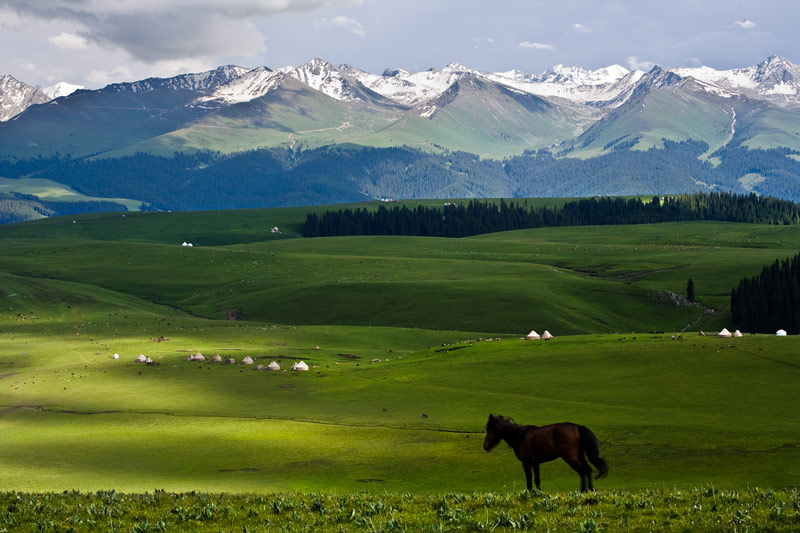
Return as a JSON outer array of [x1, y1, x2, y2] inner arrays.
[[0, 204, 799, 529]]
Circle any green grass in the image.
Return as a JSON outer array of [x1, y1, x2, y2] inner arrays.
[[2, 215, 798, 332], [1, 488, 798, 531], [1, 207, 799, 497]]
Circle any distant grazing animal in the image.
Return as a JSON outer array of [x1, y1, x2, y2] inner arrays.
[[483, 414, 608, 492]]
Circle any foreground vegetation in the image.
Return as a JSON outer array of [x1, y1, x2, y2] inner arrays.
[[2, 487, 798, 532]]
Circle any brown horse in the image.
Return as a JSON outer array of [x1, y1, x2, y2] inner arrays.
[[483, 414, 608, 492]]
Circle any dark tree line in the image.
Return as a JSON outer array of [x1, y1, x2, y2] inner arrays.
[[303, 192, 800, 238], [731, 252, 800, 334]]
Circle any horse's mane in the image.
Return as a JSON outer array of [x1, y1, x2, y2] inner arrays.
[[493, 414, 519, 426]]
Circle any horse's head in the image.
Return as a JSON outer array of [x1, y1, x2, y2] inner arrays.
[[483, 414, 504, 451]]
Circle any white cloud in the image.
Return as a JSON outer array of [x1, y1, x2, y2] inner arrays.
[[735, 19, 756, 29], [571, 23, 592, 34], [315, 15, 366, 37], [519, 41, 554, 50], [626, 56, 656, 71], [87, 66, 134, 86], [48, 32, 89, 49]]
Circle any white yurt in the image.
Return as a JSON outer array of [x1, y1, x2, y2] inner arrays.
[[242, 356, 254, 365], [267, 361, 280, 371], [776, 329, 788, 336], [542, 330, 554, 340], [185, 354, 195, 361], [291, 361, 309, 371], [194, 353, 205, 362], [255, 364, 265, 371], [526, 330, 540, 340], [733, 330, 743, 337], [226, 358, 236, 364], [144, 357, 154, 365], [717, 328, 732, 338], [135, 354, 147, 363], [212, 354, 222, 363], [112, 353, 120, 359]]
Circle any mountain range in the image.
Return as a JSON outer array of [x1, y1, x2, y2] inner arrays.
[[0, 55, 799, 217]]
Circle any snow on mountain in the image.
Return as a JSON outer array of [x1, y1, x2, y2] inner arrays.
[[285, 58, 365, 102], [194, 67, 286, 106], [108, 65, 250, 94], [0, 75, 50, 121], [487, 64, 643, 106], [343, 62, 465, 107], [672, 54, 800, 105], [43, 82, 84, 99]]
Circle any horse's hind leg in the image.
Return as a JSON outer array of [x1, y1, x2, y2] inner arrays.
[[565, 458, 592, 492], [582, 460, 594, 491], [533, 463, 541, 490]]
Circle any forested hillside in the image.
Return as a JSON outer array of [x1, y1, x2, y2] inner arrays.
[[731, 251, 800, 334], [1, 140, 798, 219]]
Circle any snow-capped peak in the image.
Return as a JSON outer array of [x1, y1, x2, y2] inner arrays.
[[0, 74, 50, 121], [194, 66, 286, 105], [671, 54, 800, 104], [286, 58, 364, 102], [486, 63, 638, 106], [43, 81, 84, 99]]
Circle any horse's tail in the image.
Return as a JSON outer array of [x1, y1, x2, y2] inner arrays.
[[579, 425, 609, 479]]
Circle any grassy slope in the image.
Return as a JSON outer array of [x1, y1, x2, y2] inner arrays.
[[106, 80, 401, 157], [570, 88, 733, 159], [0, 177, 142, 211], [0, 89, 207, 160], [108, 78, 591, 159], [2, 214, 799, 332], [1, 209, 799, 493]]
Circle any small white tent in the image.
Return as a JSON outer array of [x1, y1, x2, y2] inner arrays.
[[194, 353, 205, 362], [212, 354, 222, 363], [717, 328, 732, 338], [542, 330, 554, 339], [267, 361, 280, 371], [291, 361, 309, 371], [242, 356, 254, 365], [112, 353, 120, 359], [733, 330, 743, 337], [776, 329, 788, 336], [135, 354, 147, 363], [526, 330, 540, 340]]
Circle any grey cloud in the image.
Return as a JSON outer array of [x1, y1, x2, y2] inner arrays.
[[2, 0, 368, 62]]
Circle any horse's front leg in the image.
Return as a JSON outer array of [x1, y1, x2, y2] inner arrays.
[[522, 463, 533, 491]]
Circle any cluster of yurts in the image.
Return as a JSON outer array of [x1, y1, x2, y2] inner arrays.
[[526, 330, 554, 340], [712, 328, 788, 337], [126, 352, 310, 371]]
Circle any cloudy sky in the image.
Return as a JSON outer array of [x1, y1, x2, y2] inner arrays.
[[1, 0, 798, 89]]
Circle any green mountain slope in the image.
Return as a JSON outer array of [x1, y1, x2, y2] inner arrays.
[[109, 75, 594, 159]]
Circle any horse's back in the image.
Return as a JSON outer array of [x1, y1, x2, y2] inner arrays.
[[521, 422, 582, 462]]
